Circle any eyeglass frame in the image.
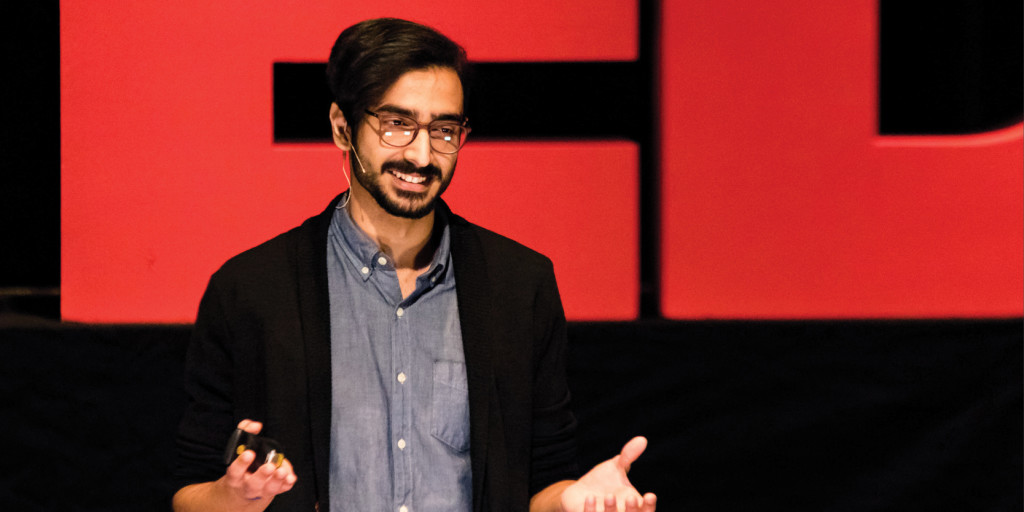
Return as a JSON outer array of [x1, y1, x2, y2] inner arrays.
[[362, 109, 471, 154]]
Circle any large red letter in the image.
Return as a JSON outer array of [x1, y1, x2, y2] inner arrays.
[[660, 0, 1022, 318], [61, 1, 640, 322]]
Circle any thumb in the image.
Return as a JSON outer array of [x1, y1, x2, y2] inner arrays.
[[617, 436, 648, 471], [239, 419, 263, 434]]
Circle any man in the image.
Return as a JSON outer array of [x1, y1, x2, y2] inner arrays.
[[173, 18, 656, 512]]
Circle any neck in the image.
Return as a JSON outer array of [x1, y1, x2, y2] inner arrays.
[[345, 187, 437, 271]]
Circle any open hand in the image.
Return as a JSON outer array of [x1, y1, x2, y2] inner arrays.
[[560, 437, 657, 512]]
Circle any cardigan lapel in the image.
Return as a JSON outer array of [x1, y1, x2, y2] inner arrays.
[[297, 195, 341, 508], [446, 204, 495, 512]]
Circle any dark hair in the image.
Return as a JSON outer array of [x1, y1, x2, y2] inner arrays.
[[326, 18, 470, 139]]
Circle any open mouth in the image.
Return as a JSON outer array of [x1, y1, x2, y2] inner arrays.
[[390, 169, 428, 184]]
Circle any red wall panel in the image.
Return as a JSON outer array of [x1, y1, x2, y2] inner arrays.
[[61, 1, 638, 322], [660, 0, 1023, 318]]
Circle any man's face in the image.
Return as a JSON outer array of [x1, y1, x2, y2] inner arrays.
[[350, 67, 464, 219]]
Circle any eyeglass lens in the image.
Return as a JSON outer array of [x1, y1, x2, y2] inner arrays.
[[377, 114, 466, 153]]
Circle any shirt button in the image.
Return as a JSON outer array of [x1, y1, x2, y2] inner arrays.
[[397, 372, 407, 384], [378, 256, 388, 266], [360, 266, 370, 275], [397, 438, 406, 450], [396, 307, 404, 318], [399, 506, 408, 512]]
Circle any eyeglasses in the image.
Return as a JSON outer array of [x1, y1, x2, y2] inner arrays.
[[364, 109, 471, 154]]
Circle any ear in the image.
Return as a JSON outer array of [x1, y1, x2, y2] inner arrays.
[[329, 102, 351, 151]]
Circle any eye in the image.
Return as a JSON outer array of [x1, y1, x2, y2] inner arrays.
[[382, 115, 415, 129], [431, 124, 460, 136]]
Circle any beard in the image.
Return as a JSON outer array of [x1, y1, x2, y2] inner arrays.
[[352, 153, 454, 219]]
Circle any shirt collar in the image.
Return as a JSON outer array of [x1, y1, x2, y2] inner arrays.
[[330, 193, 451, 283]]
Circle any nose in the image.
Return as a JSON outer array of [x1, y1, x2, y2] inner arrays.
[[403, 128, 433, 168]]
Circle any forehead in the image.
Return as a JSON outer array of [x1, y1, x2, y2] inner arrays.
[[376, 67, 464, 119]]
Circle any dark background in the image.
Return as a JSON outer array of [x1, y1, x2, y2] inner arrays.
[[2, 318, 1019, 510], [2, 1, 1021, 510]]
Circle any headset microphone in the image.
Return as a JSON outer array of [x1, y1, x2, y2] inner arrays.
[[350, 146, 368, 174], [338, 123, 367, 174], [336, 125, 368, 210]]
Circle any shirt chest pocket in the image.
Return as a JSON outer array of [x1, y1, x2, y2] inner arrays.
[[431, 360, 470, 452]]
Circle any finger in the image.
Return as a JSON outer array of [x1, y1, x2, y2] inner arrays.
[[225, 449, 257, 485], [641, 493, 657, 511], [604, 494, 617, 511], [624, 495, 640, 512], [279, 457, 295, 476], [281, 470, 298, 492], [264, 459, 298, 495], [583, 496, 597, 512], [242, 461, 278, 498], [264, 464, 296, 495], [617, 436, 648, 471], [238, 419, 263, 434]]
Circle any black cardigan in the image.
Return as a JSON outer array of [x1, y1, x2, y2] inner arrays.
[[176, 195, 579, 511]]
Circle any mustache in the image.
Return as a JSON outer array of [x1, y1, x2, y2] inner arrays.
[[382, 160, 443, 179]]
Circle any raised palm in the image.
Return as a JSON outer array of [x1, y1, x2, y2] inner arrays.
[[559, 437, 657, 512]]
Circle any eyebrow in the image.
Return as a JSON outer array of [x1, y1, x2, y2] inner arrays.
[[375, 104, 464, 123]]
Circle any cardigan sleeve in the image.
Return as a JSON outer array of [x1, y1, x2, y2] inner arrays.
[[173, 272, 240, 489], [527, 259, 581, 496]]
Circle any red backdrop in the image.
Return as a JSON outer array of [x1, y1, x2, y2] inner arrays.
[[660, 0, 1022, 318], [61, 1, 1022, 322], [61, 1, 639, 322]]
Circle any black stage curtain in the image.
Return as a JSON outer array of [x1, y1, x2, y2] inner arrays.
[[1, 315, 1020, 511]]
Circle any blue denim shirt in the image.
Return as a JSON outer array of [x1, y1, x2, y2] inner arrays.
[[327, 199, 471, 512]]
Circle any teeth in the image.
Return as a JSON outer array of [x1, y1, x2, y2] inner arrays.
[[393, 171, 427, 184]]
